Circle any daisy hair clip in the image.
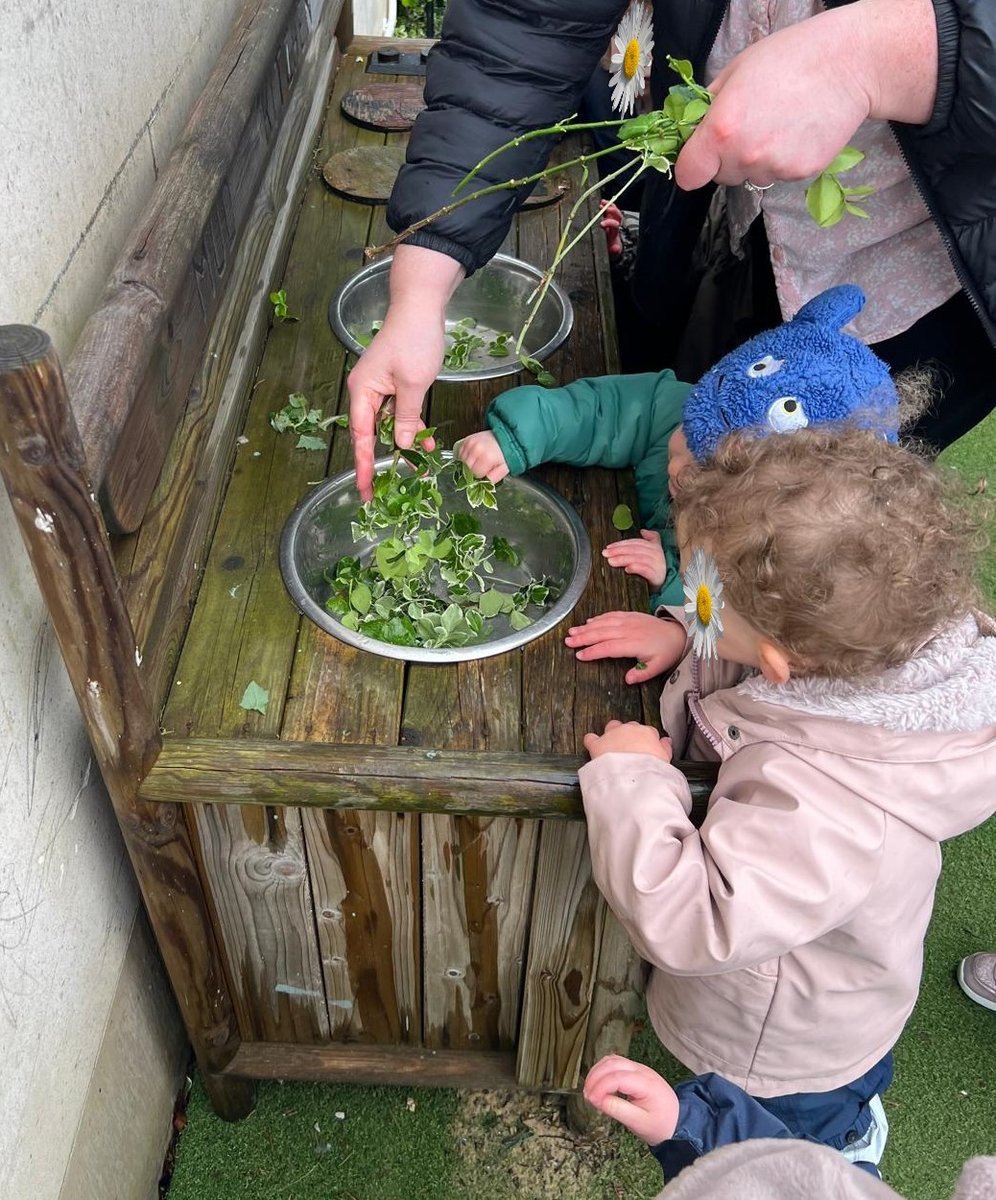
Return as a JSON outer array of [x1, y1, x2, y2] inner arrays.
[[683, 547, 725, 660], [609, 2, 654, 117]]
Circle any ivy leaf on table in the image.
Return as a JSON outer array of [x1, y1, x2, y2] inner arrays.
[[239, 681, 269, 715], [612, 504, 635, 532]]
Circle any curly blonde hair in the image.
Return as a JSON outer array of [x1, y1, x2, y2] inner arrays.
[[672, 426, 982, 679]]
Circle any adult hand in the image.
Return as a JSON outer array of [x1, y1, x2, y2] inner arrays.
[[674, 0, 937, 192], [583, 719, 673, 763], [602, 529, 666, 588], [456, 430, 509, 482], [347, 245, 465, 499], [583, 1055, 680, 1145], [566, 611, 687, 685]]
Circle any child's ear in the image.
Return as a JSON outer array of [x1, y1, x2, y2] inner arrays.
[[757, 640, 793, 685]]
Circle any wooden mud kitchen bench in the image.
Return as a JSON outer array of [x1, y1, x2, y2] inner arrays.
[[0, 0, 713, 1121]]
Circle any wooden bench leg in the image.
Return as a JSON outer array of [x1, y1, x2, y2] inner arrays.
[[564, 908, 648, 1134], [201, 1071, 257, 1122], [0, 326, 251, 1117]]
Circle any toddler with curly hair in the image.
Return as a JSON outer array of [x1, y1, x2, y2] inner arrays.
[[580, 426, 996, 1175]]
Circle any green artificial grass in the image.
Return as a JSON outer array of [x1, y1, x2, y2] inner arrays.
[[167, 1080, 459, 1199], [167, 412, 996, 1200]]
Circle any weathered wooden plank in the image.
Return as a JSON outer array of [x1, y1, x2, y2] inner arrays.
[[0, 328, 252, 1119], [516, 821, 605, 1090], [140, 737, 718, 813], [159, 73, 385, 1048], [564, 910, 648, 1129], [114, 13, 342, 714], [406, 658, 536, 1052], [225, 1041, 517, 1088], [66, 0, 340, 521], [281, 103, 421, 1046], [284, 610, 418, 1046], [161, 46, 411, 1048]]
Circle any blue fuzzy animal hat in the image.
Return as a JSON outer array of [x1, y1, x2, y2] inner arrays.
[[682, 285, 899, 462]]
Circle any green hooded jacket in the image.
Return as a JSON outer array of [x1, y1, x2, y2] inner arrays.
[[484, 370, 691, 608]]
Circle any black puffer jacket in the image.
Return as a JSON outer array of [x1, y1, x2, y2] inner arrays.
[[388, 0, 996, 345]]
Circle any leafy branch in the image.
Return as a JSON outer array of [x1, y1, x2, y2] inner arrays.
[[366, 57, 872, 369]]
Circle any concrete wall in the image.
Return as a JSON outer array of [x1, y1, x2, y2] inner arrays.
[[0, 1, 396, 1192], [0, 4, 247, 1198]]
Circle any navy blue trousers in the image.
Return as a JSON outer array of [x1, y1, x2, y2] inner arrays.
[[651, 1053, 893, 1182]]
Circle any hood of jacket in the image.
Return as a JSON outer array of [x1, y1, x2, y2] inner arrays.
[[700, 612, 996, 843]]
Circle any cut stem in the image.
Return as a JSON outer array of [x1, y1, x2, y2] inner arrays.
[[365, 144, 625, 259], [453, 115, 637, 193]]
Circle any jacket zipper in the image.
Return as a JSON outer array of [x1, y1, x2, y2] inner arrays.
[[688, 655, 726, 754], [888, 125, 995, 347], [818, 0, 994, 346]]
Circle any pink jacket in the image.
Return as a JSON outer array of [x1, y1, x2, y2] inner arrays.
[[580, 612, 996, 1096]]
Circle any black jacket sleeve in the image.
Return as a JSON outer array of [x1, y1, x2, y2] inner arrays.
[[387, 0, 629, 274], [892, 0, 996, 341]]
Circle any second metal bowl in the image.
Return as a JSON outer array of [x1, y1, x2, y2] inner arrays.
[[329, 252, 574, 382]]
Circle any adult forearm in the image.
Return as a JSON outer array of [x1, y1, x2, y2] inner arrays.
[[849, 0, 939, 124], [388, 244, 465, 318]]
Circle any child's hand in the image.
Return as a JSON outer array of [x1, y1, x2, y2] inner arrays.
[[668, 425, 695, 496], [566, 611, 687, 685], [583, 1055, 680, 1145], [583, 719, 673, 762], [456, 430, 509, 482], [599, 200, 624, 259], [603, 529, 667, 588]]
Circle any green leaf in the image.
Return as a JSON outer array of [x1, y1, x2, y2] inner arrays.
[[618, 112, 656, 141], [492, 536, 520, 566], [612, 504, 635, 531], [844, 203, 870, 219], [331, 414, 350, 427], [350, 582, 372, 615], [478, 589, 506, 618], [239, 681, 269, 715], [450, 512, 480, 537], [535, 369, 556, 388], [509, 610, 532, 631], [668, 57, 695, 86], [824, 146, 864, 175], [680, 99, 710, 125], [805, 174, 846, 228], [296, 434, 327, 451], [635, 660, 648, 671], [363, 614, 418, 647]]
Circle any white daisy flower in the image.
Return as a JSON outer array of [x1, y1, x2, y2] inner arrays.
[[608, 2, 654, 117], [682, 547, 725, 660]]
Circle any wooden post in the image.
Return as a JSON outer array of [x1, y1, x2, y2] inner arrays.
[[0, 325, 254, 1120]]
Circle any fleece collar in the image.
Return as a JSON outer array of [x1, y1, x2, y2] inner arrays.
[[737, 614, 996, 734]]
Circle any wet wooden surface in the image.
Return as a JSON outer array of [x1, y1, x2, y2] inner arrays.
[[156, 38, 649, 1087]]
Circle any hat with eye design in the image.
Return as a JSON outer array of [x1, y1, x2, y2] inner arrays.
[[682, 285, 899, 462]]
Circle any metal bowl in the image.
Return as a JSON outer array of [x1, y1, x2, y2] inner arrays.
[[329, 253, 574, 382], [280, 455, 591, 663]]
